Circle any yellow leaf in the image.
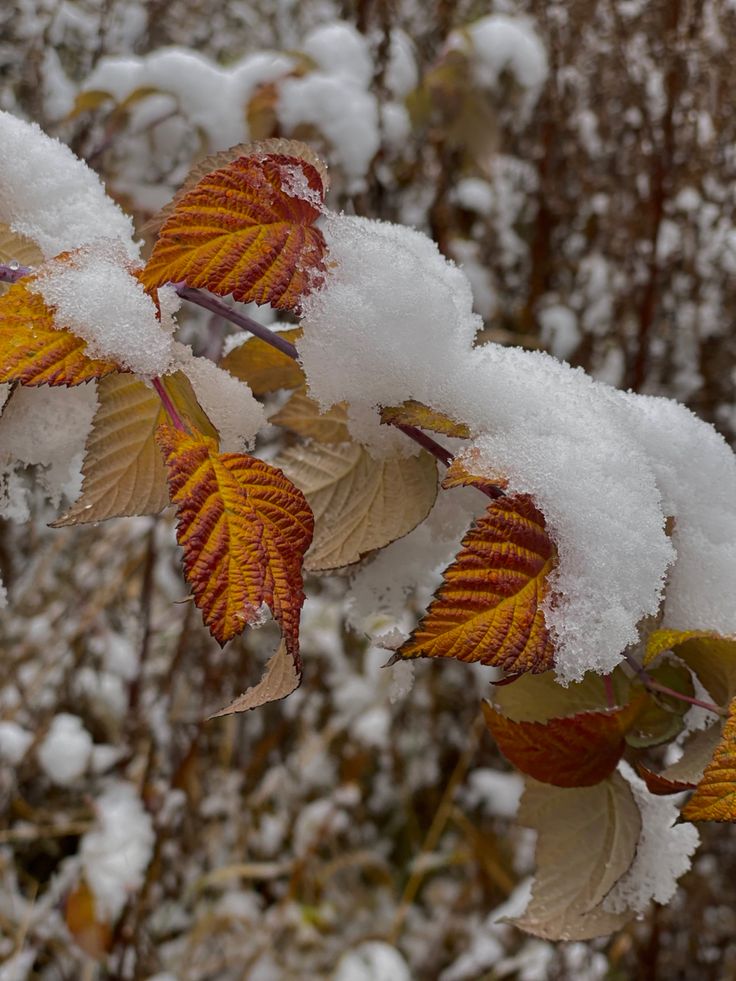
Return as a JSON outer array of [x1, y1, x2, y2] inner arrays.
[[380, 399, 471, 438], [682, 698, 736, 822], [53, 372, 216, 526], [220, 328, 304, 395], [645, 628, 736, 705], [269, 385, 349, 444], [0, 276, 118, 386], [275, 441, 438, 572]]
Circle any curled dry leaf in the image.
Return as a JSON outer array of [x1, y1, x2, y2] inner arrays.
[[397, 493, 557, 673], [54, 372, 216, 527], [511, 774, 641, 941], [682, 699, 736, 822], [0, 277, 118, 386], [269, 385, 349, 444], [645, 628, 736, 706], [209, 641, 300, 718], [275, 440, 438, 572], [379, 398, 471, 438], [482, 698, 644, 788], [220, 327, 304, 395], [141, 147, 328, 310], [156, 424, 313, 656]]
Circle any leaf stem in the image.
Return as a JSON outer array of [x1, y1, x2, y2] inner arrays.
[[623, 651, 726, 717], [0, 262, 32, 283], [152, 376, 187, 432]]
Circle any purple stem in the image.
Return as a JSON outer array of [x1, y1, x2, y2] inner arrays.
[[623, 651, 726, 717], [0, 262, 31, 283], [176, 284, 298, 359], [152, 376, 186, 432]]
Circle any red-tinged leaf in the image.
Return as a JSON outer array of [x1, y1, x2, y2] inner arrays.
[[141, 146, 328, 310], [397, 494, 557, 673], [156, 424, 313, 658], [482, 698, 644, 788], [0, 277, 118, 386], [636, 765, 696, 796], [682, 698, 736, 822]]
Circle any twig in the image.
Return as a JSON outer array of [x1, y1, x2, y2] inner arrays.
[[0, 262, 31, 283], [151, 376, 186, 431], [623, 651, 726, 716]]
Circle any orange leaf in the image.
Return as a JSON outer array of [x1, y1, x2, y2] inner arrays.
[[482, 699, 642, 787], [0, 277, 118, 386], [682, 698, 736, 822], [220, 327, 304, 395], [65, 879, 112, 960], [141, 148, 328, 310], [156, 424, 313, 658], [396, 493, 557, 673], [442, 452, 509, 494]]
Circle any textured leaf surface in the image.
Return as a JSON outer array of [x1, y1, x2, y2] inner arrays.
[[380, 399, 471, 438], [157, 424, 313, 651], [512, 775, 640, 941], [269, 385, 349, 444], [494, 669, 626, 723], [220, 328, 304, 395], [482, 700, 642, 787], [142, 149, 327, 310], [54, 373, 216, 526], [209, 641, 300, 718], [397, 494, 557, 673], [682, 700, 736, 822], [0, 277, 118, 386], [276, 441, 438, 572], [645, 629, 736, 705]]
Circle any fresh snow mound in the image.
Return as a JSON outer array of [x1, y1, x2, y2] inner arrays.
[[301, 22, 373, 88], [0, 110, 137, 259], [37, 713, 93, 785], [31, 241, 175, 377], [466, 15, 549, 94], [298, 213, 736, 681], [81, 780, 155, 920], [604, 763, 700, 913], [83, 48, 295, 149]]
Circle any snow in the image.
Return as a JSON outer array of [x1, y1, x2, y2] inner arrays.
[[301, 22, 373, 88], [298, 210, 736, 681], [453, 178, 495, 216], [538, 304, 580, 361], [0, 721, 34, 764], [462, 768, 524, 819], [604, 763, 700, 914], [456, 15, 548, 110], [30, 241, 175, 377], [173, 344, 266, 451], [83, 48, 296, 149], [80, 780, 155, 920], [0, 111, 137, 260], [37, 713, 93, 785], [335, 941, 411, 981], [277, 74, 380, 186]]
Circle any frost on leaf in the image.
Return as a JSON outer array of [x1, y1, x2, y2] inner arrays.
[[511, 774, 640, 941], [270, 385, 350, 444], [482, 698, 643, 788], [645, 628, 736, 706], [141, 147, 328, 310], [156, 424, 314, 657], [54, 373, 216, 526], [682, 699, 736, 822], [220, 327, 304, 395], [380, 399, 471, 438], [397, 494, 557, 673], [209, 641, 300, 717], [275, 440, 438, 572], [0, 277, 118, 386]]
